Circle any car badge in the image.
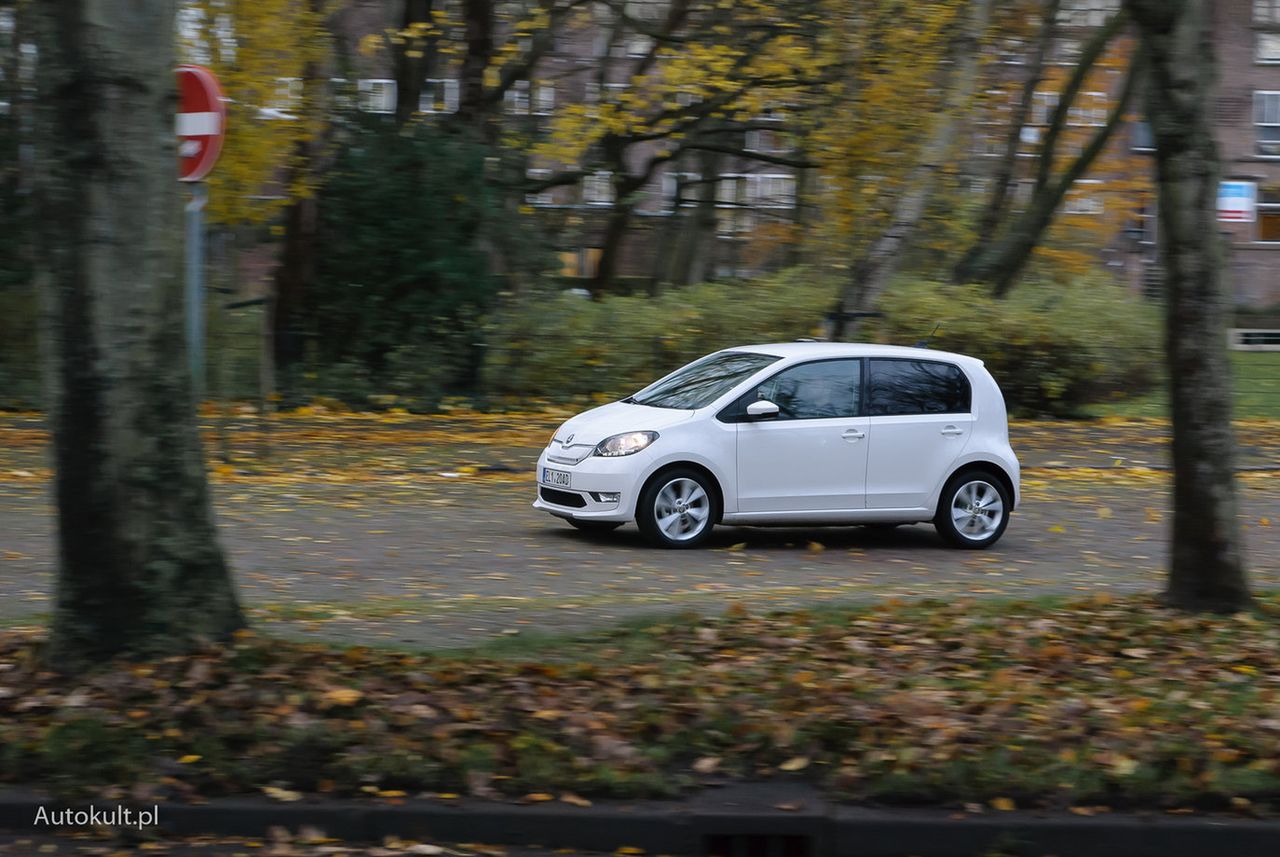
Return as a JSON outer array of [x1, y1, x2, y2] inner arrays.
[[565, 433, 575, 444]]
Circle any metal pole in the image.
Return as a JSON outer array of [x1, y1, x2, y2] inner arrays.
[[185, 183, 208, 402]]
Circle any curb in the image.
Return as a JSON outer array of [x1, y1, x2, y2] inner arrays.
[[3, 784, 1280, 857]]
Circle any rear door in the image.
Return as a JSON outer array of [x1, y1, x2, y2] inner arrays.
[[732, 358, 869, 513], [864, 359, 973, 509]]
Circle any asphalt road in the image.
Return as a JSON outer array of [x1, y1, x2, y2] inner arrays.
[[3, 471, 1279, 648]]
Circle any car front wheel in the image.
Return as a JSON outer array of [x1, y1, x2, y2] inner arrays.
[[637, 469, 717, 548], [934, 470, 1010, 549]]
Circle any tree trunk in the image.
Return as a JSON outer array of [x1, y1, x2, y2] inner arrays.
[[832, 0, 993, 339], [393, 0, 435, 127], [953, 0, 1059, 283], [30, 0, 245, 670], [1124, 0, 1250, 611], [455, 0, 494, 140], [974, 51, 1141, 297]]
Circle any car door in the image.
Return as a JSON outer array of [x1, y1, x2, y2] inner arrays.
[[733, 358, 869, 513], [864, 358, 974, 510]]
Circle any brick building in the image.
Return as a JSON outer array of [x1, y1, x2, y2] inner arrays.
[[1212, 0, 1280, 309]]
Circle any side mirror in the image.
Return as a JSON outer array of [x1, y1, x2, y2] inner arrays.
[[746, 400, 780, 420]]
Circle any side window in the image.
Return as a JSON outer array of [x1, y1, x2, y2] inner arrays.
[[867, 360, 970, 416], [753, 359, 862, 420]]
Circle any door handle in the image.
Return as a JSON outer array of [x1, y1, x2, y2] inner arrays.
[[941, 425, 964, 436], [842, 428, 866, 441]]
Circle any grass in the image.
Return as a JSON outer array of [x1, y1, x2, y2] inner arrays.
[[5, 593, 1280, 812], [1092, 351, 1280, 419]]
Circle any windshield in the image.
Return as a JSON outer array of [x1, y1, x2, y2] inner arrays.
[[628, 351, 780, 410]]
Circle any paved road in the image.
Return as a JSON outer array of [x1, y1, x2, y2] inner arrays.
[[4, 471, 1279, 648]]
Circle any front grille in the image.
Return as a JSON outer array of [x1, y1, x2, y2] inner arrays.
[[540, 486, 586, 508]]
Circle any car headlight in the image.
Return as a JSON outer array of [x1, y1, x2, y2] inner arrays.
[[593, 431, 658, 457]]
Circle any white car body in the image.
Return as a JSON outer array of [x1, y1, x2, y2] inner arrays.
[[533, 343, 1020, 543]]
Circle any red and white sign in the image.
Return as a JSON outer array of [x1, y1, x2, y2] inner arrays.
[[176, 64, 227, 183]]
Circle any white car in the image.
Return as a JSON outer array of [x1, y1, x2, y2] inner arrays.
[[534, 343, 1019, 549]]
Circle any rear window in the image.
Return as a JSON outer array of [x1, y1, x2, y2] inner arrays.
[[867, 359, 971, 415], [629, 351, 780, 410]]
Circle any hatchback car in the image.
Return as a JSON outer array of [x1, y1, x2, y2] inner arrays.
[[534, 343, 1019, 549]]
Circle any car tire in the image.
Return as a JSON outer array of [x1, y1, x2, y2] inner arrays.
[[568, 519, 623, 534], [934, 470, 1011, 549], [637, 468, 718, 549]]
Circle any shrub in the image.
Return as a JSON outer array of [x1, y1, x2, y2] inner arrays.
[[870, 278, 1161, 417], [480, 268, 834, 401]]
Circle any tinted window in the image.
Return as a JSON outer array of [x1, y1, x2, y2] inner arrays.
[[629, 351, 780, 409], [748, 359, 862, 420], [867, 359, 970, 416]]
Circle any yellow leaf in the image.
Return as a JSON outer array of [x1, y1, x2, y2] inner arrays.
[[560, 793, 593, 807], [806, 541, 825, 553], [178, 754, 202, 764], [779, 756, 810, 772], [990, 797, 1016, 811], [525, 793, 555, 802], [1048, 525, 1066, 534], [322, 687, 363, 706], [1096, 507, 1112, 519]]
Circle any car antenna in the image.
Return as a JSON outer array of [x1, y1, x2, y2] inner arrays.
[[914, 322, 942, 349]]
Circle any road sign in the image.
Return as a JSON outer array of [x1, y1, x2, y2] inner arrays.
[[176, 64, 226, 183], [1217, 180, 1256, 223]]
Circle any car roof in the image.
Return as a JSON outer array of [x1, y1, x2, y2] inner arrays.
[[726, 342, 984, 366]]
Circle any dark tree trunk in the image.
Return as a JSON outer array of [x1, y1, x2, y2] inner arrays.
[[455, 0, 494, 140], [1125, 0, 1250, 611], [30, 0, 245, 671], [393, 0, 435, 127], [956, 8, 1133, 295], [271, 194, 317, 383], [968, 52, 1141, 297], [953, 0, 1059, 284]]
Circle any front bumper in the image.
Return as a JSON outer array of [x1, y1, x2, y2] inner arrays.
[[531, 448, 647, 522]]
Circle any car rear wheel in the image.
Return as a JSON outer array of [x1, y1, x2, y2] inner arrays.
[[568, 519, 623, 534], [934, 470, 1010, 549], [637, 469, 717, 549]]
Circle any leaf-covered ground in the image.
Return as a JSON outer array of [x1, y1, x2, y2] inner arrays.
[[4, 595, 1280, 814]]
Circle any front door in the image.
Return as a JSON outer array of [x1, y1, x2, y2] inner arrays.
[[735, 359, 869, 513]]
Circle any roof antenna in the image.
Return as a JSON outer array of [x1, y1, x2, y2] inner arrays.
[[915, 322, 942, 349]]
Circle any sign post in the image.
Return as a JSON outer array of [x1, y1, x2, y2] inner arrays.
[[1217, 181, 1256, 223], [176, 64, 227, 401]]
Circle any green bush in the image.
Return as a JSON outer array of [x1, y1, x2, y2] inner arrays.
[[870, 278, 1161, 417], [480, 268, 834, 400]]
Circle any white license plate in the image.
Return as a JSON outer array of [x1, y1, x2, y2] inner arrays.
[[541, 467, 571, 488]]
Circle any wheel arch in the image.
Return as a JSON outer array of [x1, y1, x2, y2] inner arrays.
[[639, 461, 727, 523], [941, 460, 1017, 513]]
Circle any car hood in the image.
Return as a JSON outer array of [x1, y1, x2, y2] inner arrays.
[[548, 401, 696, 461]]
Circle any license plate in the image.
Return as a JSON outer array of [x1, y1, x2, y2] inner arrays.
[[542, 467, 571, 488]]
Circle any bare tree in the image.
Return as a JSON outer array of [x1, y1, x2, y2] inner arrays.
[[31, 0, 245, 669], [1123, 0, 1250, 611]]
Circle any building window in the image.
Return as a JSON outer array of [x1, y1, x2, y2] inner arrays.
[[1255, 91, 1280, 156], [504, 80, 531, 114], [1258, 188, 1280, 241], [526, 168, 554, 206], [1057, 0, 1120, 28], [660, 171, 701, 212], [583, 171, 614, 205], [357, 79, 396, 114], [534, 83, 555, 115], [745, 174, 797, 209], [1259, 33, 1280, 63], [1068, 91, 1108, 126], [1256, 0, 1280, 24], [420, 79, 459, 113], [1031, 90, 1059, 125], [1063, 179, 1104, 215]]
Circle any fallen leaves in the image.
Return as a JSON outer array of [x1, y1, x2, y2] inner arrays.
[[3, 593, 1280, 815]]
